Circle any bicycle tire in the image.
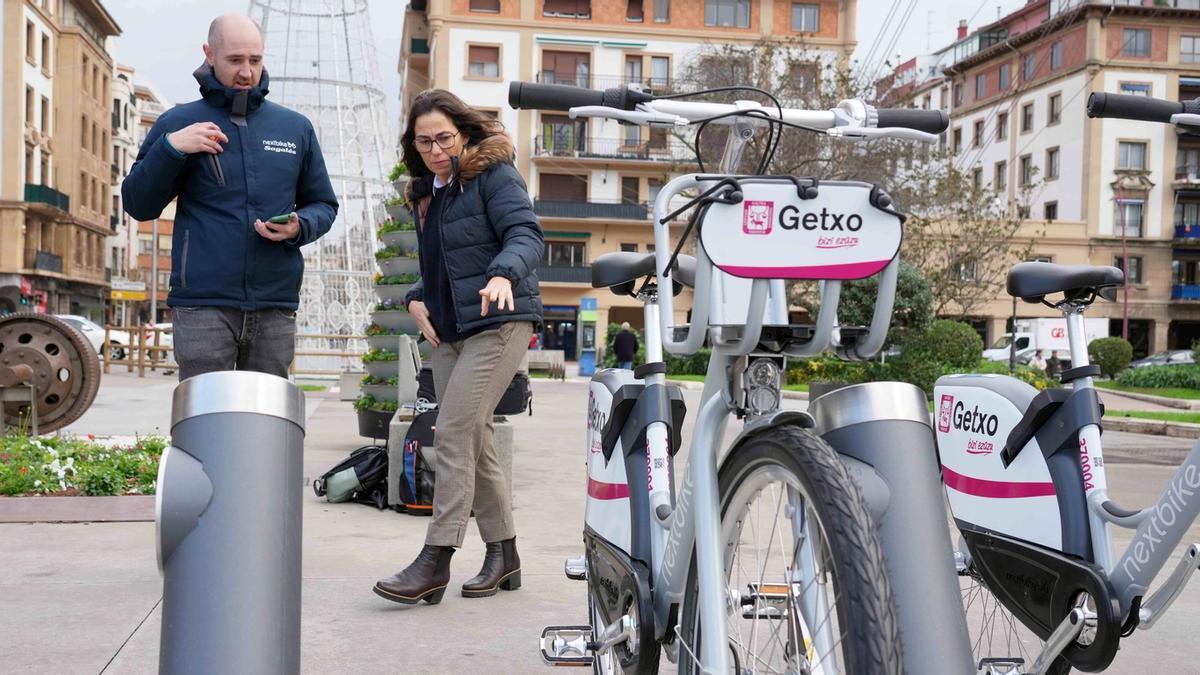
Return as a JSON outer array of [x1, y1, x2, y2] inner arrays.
[[676, 425, 902, 674]]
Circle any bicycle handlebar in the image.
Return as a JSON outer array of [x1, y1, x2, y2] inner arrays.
[[506, 80, 947, 136], [507, 81, 652, 112], [876, 108, 949, 134], [1086, 92, 1200, 123]]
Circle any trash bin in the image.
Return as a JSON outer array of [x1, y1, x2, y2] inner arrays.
[[156, 371, 306, 674]]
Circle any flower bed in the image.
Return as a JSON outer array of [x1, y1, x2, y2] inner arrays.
[[0, 434, 167, 496]]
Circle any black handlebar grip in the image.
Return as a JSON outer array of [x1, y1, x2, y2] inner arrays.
[[508, 81, 606, 111], [1086, 92, 1184, 123], [875, 108, 950, 134]]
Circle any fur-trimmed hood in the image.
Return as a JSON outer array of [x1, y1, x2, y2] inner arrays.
[[406, 133, 515, 204]]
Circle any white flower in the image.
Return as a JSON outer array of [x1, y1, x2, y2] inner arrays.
[[33, 480, 41, 488]]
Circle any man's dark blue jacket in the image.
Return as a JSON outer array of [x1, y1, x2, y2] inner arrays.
[[122, 64, 338, 310]]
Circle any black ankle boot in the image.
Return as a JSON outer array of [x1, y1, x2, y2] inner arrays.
[[374, 545, 455, 605], [461, 537, 521, 598]]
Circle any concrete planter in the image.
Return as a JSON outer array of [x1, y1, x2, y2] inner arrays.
[[377, 256, 419, 276], [339, 371, 365, 401], [371, 309, 417, 333], [357, 408, 395, 439], [366, 334, 404, 351], [362, 383, 398, 403], [381, 230, 418, 251], [364, 359, 399, 379]]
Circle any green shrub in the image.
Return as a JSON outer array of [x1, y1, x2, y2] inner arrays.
[[838, 261, 933, 348], [666, 349, 711, 376], [353, 394, 398, 413], [888, 321, 983, 394], [785, 353, 871, 385], [1117, 364, 1200, 390], [388, 161, 409, 182], [948, 358, 1055, 391], [1088, 337, 1133, 379], [362, 349, 399, 363], [378, 218, 416, 234]]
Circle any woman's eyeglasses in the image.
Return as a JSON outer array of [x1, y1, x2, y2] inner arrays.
[[414, 132, 459, 153]]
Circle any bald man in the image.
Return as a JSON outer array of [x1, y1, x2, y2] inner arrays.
[[123, 14, 338, 381]]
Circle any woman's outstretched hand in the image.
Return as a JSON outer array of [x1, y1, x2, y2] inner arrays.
[[479, 277, 514, 317]]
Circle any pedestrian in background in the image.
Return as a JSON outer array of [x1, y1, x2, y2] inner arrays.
[[614, 322, 639, 370], [1029, 349, 1047, 373], [373, 89, 543, 607], [1046, 350, 1062, 380], [122, 13, 338, 381]]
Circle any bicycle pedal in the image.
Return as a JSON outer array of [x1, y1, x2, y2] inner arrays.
[[564, 555, 587, 581], [740, 582, 793, 620], [977, 657, 1025, 675], [540, 625, 594, 666]]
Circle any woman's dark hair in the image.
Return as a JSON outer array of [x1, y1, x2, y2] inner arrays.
[[400, 89, 504, 179]]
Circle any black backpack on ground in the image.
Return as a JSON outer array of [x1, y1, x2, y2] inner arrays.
[[398, 409, 438, 515], [313, 444, 389, 510]]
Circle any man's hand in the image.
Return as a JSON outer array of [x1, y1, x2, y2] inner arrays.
[[409, 300, 440, 347], [479, 277, 514, 317], [254, 212, 301, 242], [166, 122, 228, 155]]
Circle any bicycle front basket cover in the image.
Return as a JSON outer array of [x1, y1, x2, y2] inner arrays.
[[698, 179, 902, 280]]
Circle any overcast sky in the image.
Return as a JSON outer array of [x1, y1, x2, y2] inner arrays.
[[102, 0, 1028, 136]]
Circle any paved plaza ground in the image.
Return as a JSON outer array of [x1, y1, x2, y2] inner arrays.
[[2, 370, 1199, 673]]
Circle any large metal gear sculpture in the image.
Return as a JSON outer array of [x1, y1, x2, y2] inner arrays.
[[247, 0, 395, 375], [0, 314, 101, 433]]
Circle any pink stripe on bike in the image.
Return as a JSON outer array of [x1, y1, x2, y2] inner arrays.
[[716, 260, 891, 280], [942, 466, 1056, 499], [587, 478, 630, 500]]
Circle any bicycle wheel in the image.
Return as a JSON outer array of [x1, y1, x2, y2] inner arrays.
[[958, 537, 1072, 675], [676, 426, 902, 674]]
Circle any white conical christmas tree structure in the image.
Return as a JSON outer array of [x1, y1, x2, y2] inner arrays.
[[247, 0, 396, 375]]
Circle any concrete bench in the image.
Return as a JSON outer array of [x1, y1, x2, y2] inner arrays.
[[526, 349, 565, 380]]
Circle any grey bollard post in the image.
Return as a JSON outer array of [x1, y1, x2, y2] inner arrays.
[[808, 381, 975, 675], [156, 371, 306, 674]]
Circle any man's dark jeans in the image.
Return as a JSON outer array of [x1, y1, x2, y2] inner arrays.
[[172, 306, 297, 381]]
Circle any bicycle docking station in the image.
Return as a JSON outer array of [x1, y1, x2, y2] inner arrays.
[[156, 371, 306, 674]]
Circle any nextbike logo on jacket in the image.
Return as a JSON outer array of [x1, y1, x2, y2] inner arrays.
[[263, 139, 298, 155], [700, 181, 902, 281]]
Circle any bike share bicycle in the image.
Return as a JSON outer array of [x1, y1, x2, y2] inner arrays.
[[928, 92, 1200, 675], [510, 79, 953, 674]]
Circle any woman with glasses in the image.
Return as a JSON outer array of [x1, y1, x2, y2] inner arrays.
[[373, 89, 543, 606]]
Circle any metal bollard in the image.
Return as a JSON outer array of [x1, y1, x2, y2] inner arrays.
[[156, 371, 306, 674], [808, 381, 975, 675]]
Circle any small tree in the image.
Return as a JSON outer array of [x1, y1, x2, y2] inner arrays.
[[1089, 337, 1133, 379], [835, 261, 933, 349]]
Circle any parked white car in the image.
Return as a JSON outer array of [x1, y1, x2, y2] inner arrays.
[[53, 315, 133, 360], [144, 322, 174, 361]]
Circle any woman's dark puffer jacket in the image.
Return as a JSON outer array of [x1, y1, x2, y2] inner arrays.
[[403, 133, 544, 334]]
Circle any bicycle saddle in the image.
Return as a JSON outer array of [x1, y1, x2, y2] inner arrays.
[[1006, 262, 1124, 303], [591, 252, 696, 296]]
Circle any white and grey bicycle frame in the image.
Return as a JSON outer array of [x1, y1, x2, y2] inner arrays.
[[543, 92, 980, 675]]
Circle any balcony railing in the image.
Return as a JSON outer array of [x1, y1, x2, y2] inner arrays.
[[1175, 166, 1200, 183], [537, 265, 592, 283], [535, 135, 692, 163], [24, 183, 69, 212], [535, 72, 591, 88], [589, 74, 680, 95], [534, 199, 648, 220], [31, 250, 63, 273], [1172, 284, 1200, 300], [1177, 224, 1200, 239]]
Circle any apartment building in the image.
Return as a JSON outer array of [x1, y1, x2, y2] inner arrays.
[[131, 80, 172, 323], [0, 0, 120, 321], [398, 0, 857, 359], [881, 0, 1200, 357]]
